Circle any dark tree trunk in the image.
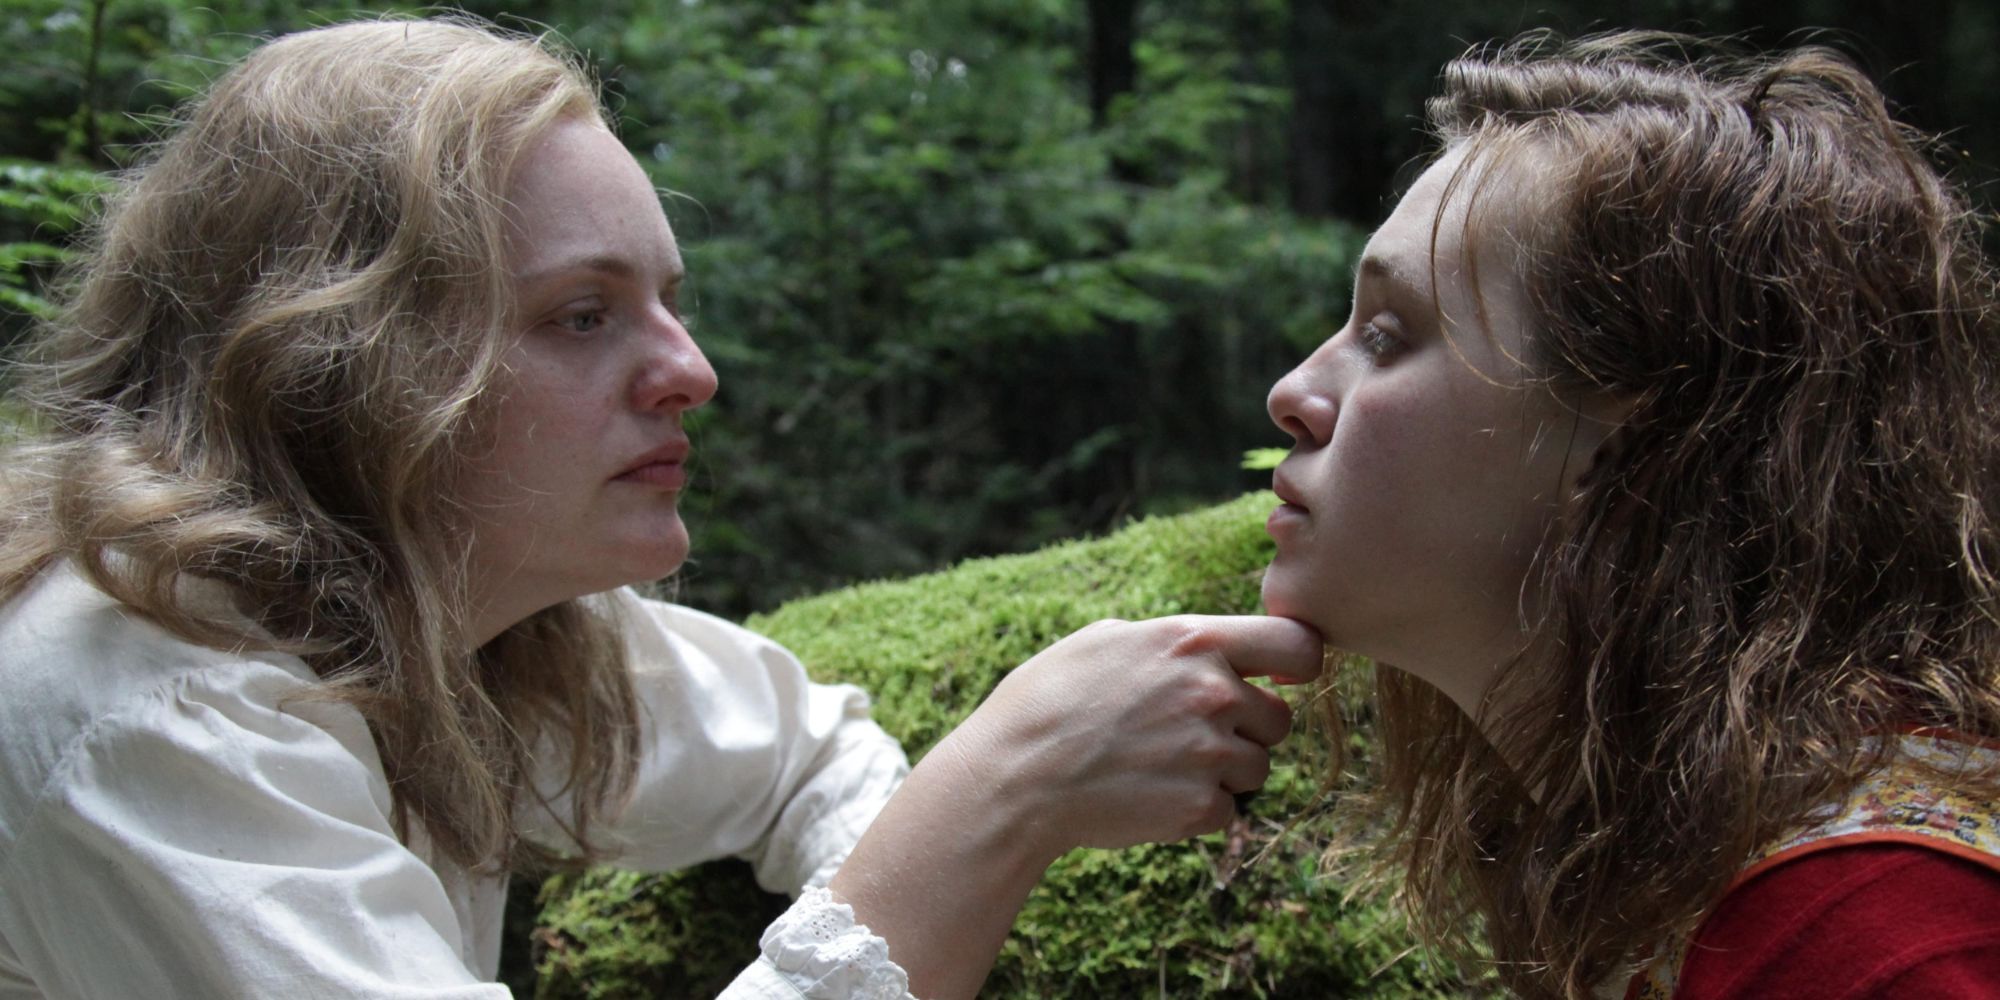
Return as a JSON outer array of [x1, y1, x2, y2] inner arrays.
[[1086, 0, 1141, 128], [1286, 0, 1337, 217], [1286, 0, 1393, 220], [77, 0, 111, 162]]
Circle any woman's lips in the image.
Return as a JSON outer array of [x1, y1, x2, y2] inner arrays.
[[614, 460, 686, 489], [1268, 472, 1309, 536], [615, 440, 691, 489], [1266, 501, 1308, 537]]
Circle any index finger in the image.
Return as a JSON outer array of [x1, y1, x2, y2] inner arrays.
[[1185, 615, 1325, 684]]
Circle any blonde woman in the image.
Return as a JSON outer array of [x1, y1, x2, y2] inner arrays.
[[1264, 33, 2000, 999], [0, 19, 1319, 999]]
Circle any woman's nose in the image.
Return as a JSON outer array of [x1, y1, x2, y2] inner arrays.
[[632, 310, 718, 413], [1267, 361, 1335, 449]]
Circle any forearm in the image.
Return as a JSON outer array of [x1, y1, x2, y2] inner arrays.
[[826, 732, 1055, 1000]]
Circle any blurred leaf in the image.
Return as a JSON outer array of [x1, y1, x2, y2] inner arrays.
[[1242, 447, 1286, 471]]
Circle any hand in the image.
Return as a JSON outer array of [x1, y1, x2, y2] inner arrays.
[[826, 614, 1322, 999], [929, 614, 1324, 863]]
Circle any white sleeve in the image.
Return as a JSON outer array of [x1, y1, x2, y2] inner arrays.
[[0, 663, 507, 999], [720, 887, 914, 1000], [526, 590, 909, 895]]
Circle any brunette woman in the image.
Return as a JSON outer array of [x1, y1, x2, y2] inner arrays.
[[1264, 32, 2000, 999]]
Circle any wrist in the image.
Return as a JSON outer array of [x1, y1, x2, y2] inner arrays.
[[909, 727, 1068, 875]]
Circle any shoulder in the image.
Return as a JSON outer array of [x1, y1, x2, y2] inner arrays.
[[0, 571, 480, 993], [1677, 842, 2000, 998], [0, 562, 338, 850]]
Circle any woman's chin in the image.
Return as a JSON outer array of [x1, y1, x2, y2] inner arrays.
[[620, 548, 690, 589], [1258, 573, 1322, 630], [587, 534, 690, 594]]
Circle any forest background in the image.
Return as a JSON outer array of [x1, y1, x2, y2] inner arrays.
[[3, 0, 1996, 620]]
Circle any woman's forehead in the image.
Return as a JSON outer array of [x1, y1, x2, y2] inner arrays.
[[1365, 145, 1541, 289], [502, 119, 680, 285]]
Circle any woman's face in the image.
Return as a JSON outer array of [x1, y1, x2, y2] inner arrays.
[[1262, 147, 1620, 714], [461, 117, 717, 642]]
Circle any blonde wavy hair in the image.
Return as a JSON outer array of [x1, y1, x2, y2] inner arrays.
[[0, 17, 639, 873], [1327, 32, 2000, 997]]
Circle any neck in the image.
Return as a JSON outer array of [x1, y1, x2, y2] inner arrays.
[[464, 587, 553, 651], [1385, 624, 1553, 792]]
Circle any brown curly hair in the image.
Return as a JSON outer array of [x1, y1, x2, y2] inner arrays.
[[1334, 31, 2000, 997]]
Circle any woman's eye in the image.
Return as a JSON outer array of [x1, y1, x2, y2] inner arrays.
[[1357, 319, 1404, 361], [553, 308, 606, 335]]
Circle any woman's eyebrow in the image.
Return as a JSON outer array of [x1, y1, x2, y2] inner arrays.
[[1355, 253, 1424, 295], [517, 253, 686, 290]]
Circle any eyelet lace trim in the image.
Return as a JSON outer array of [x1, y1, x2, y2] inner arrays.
[[759, 885, 914, 1000]]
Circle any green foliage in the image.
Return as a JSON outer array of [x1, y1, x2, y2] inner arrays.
[[0, 0, 338, 165], [0, 159, 110, 323], [533, 494, 1475, 998]]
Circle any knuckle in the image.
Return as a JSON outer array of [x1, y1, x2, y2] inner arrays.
[[1270, 710, 1295, 742], [1246, 754, 1273, 788], [1231, 743, 1272, 781], [1262, 697, 1297, 740], [1187, 791, 1233, 836], [1187, 735, 1235, 770], [1183, 672, 1242, 717], [1155, 616, 1211, 657]]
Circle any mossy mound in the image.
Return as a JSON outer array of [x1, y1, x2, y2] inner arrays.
[[533, 493, 1471, 998]]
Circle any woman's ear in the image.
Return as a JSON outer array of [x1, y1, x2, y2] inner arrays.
[[1586, 418, 1632, 478], [1562, 391, 1638, 494]]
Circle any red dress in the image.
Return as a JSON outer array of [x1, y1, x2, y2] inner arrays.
[[1625, 733, 2000, 998], [1670, 843, 2000, 997]]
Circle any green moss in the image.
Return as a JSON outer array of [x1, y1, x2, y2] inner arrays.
[[534, 493, 1473, 998], [532, 863, 787, 999]]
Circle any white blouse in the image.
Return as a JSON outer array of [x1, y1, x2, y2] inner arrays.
[[0, 563, 915, 998]]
